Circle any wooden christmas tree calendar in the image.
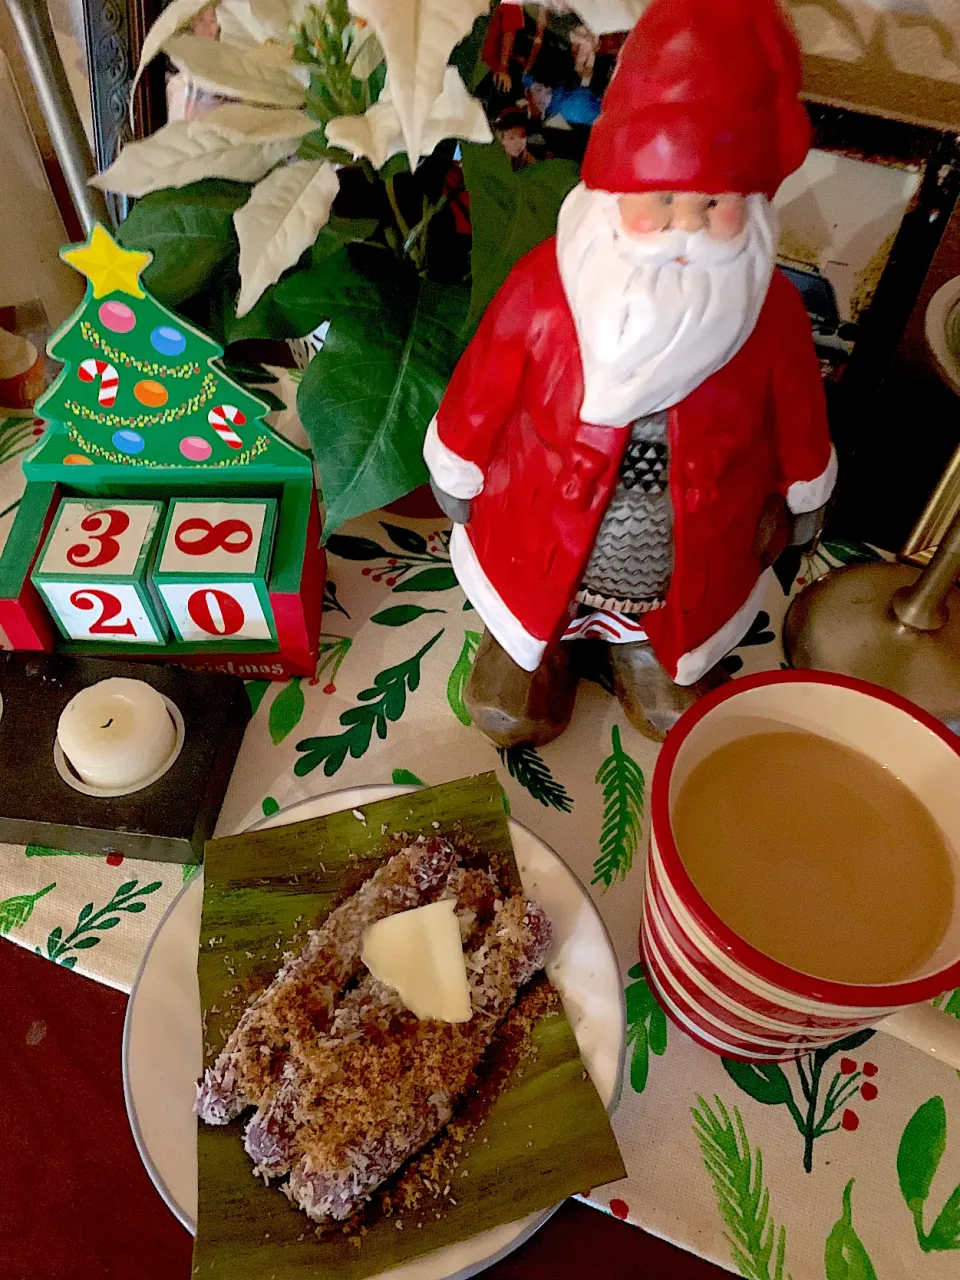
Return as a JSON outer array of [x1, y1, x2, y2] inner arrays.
[[0, 226, 324, 678]]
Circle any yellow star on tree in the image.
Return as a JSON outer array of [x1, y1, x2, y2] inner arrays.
[[61, 224, 152, 299]]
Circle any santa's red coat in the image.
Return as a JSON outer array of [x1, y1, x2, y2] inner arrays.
[[424, 238, 835, 681]]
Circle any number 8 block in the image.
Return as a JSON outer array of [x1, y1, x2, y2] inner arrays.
[[31, 498, 170, 643], [152, 499, 278, 644]]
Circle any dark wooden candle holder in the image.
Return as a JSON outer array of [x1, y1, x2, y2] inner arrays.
[[0, 651, 249, 863]]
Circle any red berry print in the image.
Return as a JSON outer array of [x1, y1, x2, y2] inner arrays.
[[361, 567, 371, 576], [839, 1058, 857, 1075], [861, 1082, 878, 1101], [862, 1062, 878, 1077], [388, 558, 397, 566], [386, 577, 397, 586], [796, 576, 807, 586], [609, 1199, 629, 1220], [372, 573, 382, 582], [105, 852, 124, 867], [841, 1109, 859, 1131], [322, 682, 336, 695]]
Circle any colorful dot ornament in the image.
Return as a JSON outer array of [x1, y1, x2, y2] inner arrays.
[[134, 379, 168, 407], [81, 323, 199, 378], [98, 301, 136, 333], [179, 435, 212, 461], [112, 429, 145, 455], [150, 325, 186, 356]]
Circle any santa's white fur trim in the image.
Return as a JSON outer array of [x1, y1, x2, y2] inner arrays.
[[450, 524, 547, 671], [423, 417, 484, 499], [786, 445, 837, 514], [674, 567, 775, 685]]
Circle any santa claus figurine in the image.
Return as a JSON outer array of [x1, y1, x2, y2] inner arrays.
[[425, 0, 836, 745]]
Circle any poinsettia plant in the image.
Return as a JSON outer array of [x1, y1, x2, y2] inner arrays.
[[100, 0, 581, 534]]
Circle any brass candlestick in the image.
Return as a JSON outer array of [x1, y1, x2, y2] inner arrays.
[[783, 508, 960, 730]]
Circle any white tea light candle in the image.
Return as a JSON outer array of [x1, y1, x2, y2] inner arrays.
[[57, 678, 177, 791]]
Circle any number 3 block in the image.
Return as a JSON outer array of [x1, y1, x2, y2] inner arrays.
[[152, 499, 278, 643], [31, 499, 169, 644]]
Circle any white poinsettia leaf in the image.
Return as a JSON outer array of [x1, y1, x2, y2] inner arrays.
[[234, 159, 340, 316], [129, 0, 215, 121], [215, 0, 270, 46], [325, 98, 399, 168], [347, 23, 385, 81], [164, 33, 306, 105], [418, 65, 492, 153], [189, 102, 315, 143], [326, 66, 490, 169], [347, 0, 488, 165], [91, 121, 297, 196]]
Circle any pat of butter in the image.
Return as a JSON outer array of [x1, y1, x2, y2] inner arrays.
[[361, 899, 472, 1022]]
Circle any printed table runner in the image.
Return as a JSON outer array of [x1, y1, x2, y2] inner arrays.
[[1, 408, 959, 1279]]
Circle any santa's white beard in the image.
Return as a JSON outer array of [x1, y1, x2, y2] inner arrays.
[[556, 185, 778, 426]]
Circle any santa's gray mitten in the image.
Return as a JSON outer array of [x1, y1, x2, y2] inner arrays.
[[430, 479, 471, 524]]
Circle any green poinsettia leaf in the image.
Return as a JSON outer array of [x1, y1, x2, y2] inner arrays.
[[461, 142, 580, 333], [298, 269, 470, 537], [269, 679, 306, 745], [71, 936, 101, 950], [117, 179, 252, 306]]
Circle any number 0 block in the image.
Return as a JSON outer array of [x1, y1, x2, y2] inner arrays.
[[152, 499, 277, 644], [31, 499, 169, 644]]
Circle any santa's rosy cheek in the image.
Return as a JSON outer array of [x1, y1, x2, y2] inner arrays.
[[618, 194, 669, 237], [709, 198, 747, 240]]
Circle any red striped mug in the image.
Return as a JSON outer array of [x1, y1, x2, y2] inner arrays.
[[642, 671, 960, 1066]]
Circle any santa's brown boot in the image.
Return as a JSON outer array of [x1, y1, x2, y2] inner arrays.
[[464, 630, 579, 748], [609, 640, 730, 742]]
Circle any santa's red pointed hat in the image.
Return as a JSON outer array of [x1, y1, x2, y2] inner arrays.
[[582, 0, 810, 199]]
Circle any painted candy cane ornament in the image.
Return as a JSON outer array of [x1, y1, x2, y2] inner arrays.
[[78, 358, 119, 407], [207, 404, 246, 450]]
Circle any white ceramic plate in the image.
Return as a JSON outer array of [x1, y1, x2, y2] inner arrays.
[[123, 785, 626, 1279]]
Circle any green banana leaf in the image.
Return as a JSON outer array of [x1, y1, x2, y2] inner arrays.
[[194, 773, 625, 1280]]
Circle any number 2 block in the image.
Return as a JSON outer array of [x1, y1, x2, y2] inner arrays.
[[31, 499, 169, 644], [152, 499, 278, 643]]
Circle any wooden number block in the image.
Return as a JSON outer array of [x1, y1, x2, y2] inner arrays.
[[153, 499, 277, 644], [31, 499, 169, 644]]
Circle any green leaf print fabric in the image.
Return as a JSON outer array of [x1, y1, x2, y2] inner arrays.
[[0, 453, 956, 1280]]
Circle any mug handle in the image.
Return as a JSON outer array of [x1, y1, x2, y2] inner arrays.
[[876, 1006, 960, 1068]]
